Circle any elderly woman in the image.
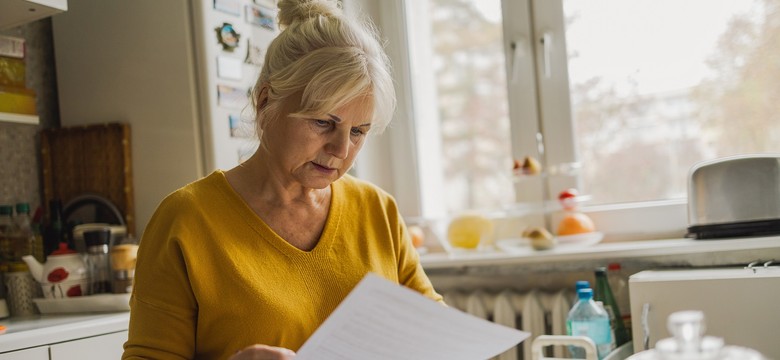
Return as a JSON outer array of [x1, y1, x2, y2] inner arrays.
[[122, 0, 442, 359]]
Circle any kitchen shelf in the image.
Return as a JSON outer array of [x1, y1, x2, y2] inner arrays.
[[0, 111, 39, 125], [0, 0, 68, 30], [420, 235, 780, 271]]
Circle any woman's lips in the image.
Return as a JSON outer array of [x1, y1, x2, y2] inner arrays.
[[312, 162, 337, 173]]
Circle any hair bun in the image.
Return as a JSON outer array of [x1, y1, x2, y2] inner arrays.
[[277, 0, 342, 28]]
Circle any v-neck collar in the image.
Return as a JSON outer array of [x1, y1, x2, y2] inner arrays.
[[212, 170, 343, 258]]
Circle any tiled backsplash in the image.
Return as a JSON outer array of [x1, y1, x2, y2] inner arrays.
[[0, 19, 59, 211]]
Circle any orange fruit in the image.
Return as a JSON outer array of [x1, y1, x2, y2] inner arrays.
[[557, 212, 595, 235], [408, 225, 425, 248]]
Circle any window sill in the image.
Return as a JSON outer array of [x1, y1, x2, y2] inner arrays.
[[420, 235, 780, 271]]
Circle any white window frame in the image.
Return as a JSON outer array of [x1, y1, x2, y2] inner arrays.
[[347, 0, 690, 241]]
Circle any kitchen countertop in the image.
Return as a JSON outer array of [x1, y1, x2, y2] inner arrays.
[[420, 235, 780, 271], [0, 312, 129, 353], [0, 238, 775, 354]]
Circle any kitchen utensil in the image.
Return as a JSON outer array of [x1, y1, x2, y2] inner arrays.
[[627, 311, 765, 360], [84, 228, 112, 294], [22, 242, 88, 298], [687, 154, 780, 239]]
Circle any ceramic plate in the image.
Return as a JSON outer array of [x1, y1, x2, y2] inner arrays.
[[496, 231, 604, 253], [33, 293, 130, 314], [556, 231, 605, 247]]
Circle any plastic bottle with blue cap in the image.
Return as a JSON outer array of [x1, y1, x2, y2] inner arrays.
[[567, 288, 615, 359]]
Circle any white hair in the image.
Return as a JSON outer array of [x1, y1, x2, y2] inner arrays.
[[252, 0, 395, 135]]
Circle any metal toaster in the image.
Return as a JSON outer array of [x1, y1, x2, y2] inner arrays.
[[687, 154, 780, 239]]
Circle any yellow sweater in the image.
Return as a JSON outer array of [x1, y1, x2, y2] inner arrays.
[[123, 171, 442, 359]]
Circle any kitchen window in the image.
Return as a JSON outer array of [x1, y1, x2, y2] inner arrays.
[[353, 0, 780, 240]]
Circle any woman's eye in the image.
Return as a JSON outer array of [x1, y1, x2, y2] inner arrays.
[[350, 128, 366, 137], [314, 119, 331, 127]]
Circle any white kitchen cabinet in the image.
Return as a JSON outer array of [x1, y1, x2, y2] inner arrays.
[[0, 330, 126, 360], [0, 313, 129, 359], [49, 331, 127, 360], [0, 0, 68, 30], [0, 346, 48, 360]]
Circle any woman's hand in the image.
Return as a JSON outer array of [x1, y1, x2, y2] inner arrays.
[[229, 344, 296, 360]]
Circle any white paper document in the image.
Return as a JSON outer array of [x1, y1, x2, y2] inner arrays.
[[296, 273, 529, 360]]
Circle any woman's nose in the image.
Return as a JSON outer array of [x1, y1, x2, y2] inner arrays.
[[326, 129, 351, 159]]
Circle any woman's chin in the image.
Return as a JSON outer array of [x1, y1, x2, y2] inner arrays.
[[300, 175, 338, 189]]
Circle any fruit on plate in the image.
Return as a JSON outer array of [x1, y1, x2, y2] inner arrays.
[[513, 156, 542, 175], [557, 212, 596, 236], [447, 214, 494, 249], [408, 225, 425, 248], [522, 226, 556, 250], [558, 188, 579, 210]]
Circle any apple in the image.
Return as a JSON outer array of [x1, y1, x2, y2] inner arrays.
[[558, 188, 579, 210]]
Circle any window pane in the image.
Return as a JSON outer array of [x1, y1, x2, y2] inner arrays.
[[427, 0, 514, 213], [563, 0, 779, 205]]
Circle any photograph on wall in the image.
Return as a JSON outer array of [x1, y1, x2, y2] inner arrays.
[[246, 4, 277, 30], [229, 114, 254, 138], [215, 22, 241, 52], [244, 38, 264, 67], [217, 84, 248, 109], [217, 56, 243, 80], [214, 0, 241, 16]]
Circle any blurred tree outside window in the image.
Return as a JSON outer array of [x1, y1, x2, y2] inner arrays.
[[414, 0, 779, 217]]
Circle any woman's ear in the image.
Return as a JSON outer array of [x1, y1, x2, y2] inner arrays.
[[256, 85, 270, 111], [256, 85, 271, 131]]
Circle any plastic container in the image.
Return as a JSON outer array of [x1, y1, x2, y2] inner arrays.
[[567, 288, 615, 359], [574, 280, 591, 304], [531, 335, 633, 360]]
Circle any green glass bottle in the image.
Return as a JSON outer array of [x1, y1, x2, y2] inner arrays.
[[594, 266, 630, 347]]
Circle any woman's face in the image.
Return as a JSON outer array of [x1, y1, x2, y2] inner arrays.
[[261, 96, 373, 189]]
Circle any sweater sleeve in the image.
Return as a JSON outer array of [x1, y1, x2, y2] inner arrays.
[[398, 220, 444, 304], [122, 193, 198, 359], [391, 201, 444, 304]]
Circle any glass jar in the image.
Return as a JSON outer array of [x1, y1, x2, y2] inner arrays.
[[84, 229, 112, 294], [110, 234, 138, 294]]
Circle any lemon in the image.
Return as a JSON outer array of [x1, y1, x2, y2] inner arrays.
[[447, 214, 494, 249]]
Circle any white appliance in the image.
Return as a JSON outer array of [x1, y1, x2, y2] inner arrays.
[[52, 0, 276, 236], [628, 266, 780, 359]]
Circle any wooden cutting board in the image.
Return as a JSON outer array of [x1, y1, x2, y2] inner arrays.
[[40, 123, 135, 236]]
